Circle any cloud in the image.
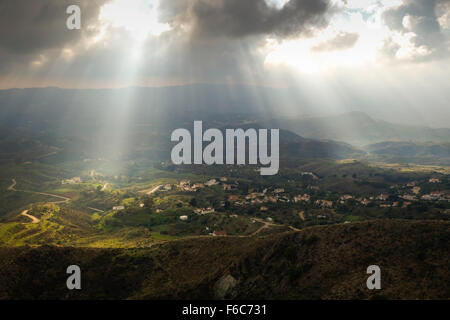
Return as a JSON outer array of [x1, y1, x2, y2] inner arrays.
[[311, 31, 359, 51], [0, 0, 335, 86], [0, 0, 108, 54], [382, 0, 450, 61], [160, 0, 332, 39], [0, 0, 449, 89], [49, 27, 268, 85], [0, 0, 108, 74]]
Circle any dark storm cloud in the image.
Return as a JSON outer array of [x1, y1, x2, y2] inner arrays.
[[0, 0, 108, 75], [136, 0, 335, 83], [160, 0, 332, 38], [311, 31, 359, 51], [0, 0, 108, 54], [382, 0, 450, 60], [25, 0, 334, 85], [0, 0, 335, 83], [35, 25, 268, 85]]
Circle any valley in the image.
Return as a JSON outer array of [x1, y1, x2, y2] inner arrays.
[[1, 155, 448, 249], [0, 87, 449, 300]]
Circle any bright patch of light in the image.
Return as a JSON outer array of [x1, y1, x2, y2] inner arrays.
[[265, 9, 390, 74], [30, 55, 48, 68], [265, 0, 290, 9], [61, 48, 75, 61], [100, 0, 171, 40], [338, 0, 402, 11], [265, 37, 372, 74]]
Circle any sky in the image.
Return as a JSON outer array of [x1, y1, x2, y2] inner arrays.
[[0, 0, 449, 126]]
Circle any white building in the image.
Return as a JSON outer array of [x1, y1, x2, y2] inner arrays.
[[205, 179, 219, 187]]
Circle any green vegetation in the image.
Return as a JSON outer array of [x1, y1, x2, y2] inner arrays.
[[0, 220, 448, 300], [0, 112, 449, 300], [0, 156, 449, 249]]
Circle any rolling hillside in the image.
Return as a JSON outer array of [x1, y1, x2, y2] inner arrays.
[[0, 220, 448, 300], [364, 141, 450, 165], [266, 112, 450, 146]]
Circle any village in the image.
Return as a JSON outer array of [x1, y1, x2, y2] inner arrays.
[[108, 172, 449, 234], [145, 175, 450, 210], [54, 165, 450, 239]]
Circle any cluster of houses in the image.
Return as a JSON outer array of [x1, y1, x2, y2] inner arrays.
[[396, 178, 449, 203], [315, 199, 333, 208], [229, 188, 290, 206], [228, 188, 337, 208], [294, 194, 311, 202], [113, 174, 448, 218], [421, 191, 450, 201], [228, 185, 450, 210], [194, 207, 215, 215], [178, 178, 236, 192]]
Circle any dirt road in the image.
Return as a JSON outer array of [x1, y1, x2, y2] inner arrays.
[[34, 192, 70, 204], [8, 178, 71, 204], [7, 179, 16, 191], [248, 218, 277, 236], [299, 210, 305, 221], [147, 185, 162, 195], [20, 210, 40, 224]]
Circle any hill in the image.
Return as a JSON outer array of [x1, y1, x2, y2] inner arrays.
[[213, 123, 365, 162], [266, 112, 450, 146], [364, 141, 450, 166], [0, 219, 448, 300], [2, 87, 449, 152]]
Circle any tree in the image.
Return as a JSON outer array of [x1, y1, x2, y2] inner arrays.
[[189, 198, 198, 207], [144, 197, 155, 209]]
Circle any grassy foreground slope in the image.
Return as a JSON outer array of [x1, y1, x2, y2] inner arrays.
[[0, 220, 448, 300]]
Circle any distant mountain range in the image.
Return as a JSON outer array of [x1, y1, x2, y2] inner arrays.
[[363, 141, 450, 165], [1, 86, 449, 145], [265, 111, 450, 146], [0, 87, 449, 165], [214, 123, 365, 162]]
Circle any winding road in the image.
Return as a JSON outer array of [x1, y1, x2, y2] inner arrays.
[[248, 218, 279, 236], [33, 192, 70, 204], [7, 178, 303, 234], [20, 210, 40, 224], [8, 178, 108, 221], [8, 178, 71, 223], [7, 178, 70, 203], [7, 179, 16, 191], [147, 185, 162, 195]]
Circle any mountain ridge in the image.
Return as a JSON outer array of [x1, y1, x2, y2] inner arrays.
[[0, 219, 448, 300]]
